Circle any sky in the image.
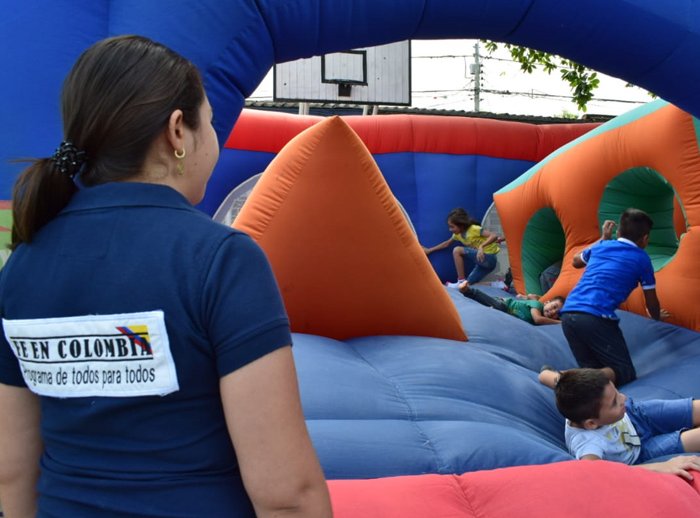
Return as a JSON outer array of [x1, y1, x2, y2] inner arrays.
[[249, 39, 652, 118]]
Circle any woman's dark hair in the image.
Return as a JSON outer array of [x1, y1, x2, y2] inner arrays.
[[447, 207, 479, 232], [554, 368, 610, 424], [11, 35, 204, 249]]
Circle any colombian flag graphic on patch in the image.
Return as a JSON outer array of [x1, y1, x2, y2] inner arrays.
[[117, 324, 153, 355]]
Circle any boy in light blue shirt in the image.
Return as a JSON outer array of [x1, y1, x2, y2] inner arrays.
[[555, 369, 700, 480]]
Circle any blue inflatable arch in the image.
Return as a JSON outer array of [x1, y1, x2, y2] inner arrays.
[[1, 0, 699, 200], [6, 4, 700, 511]]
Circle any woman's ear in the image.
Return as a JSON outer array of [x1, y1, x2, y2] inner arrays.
[[165, 109, 185, 152]]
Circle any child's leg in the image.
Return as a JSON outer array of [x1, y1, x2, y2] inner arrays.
[[561, 313, 636, 386], [561, 313, 606, 368], [452, 246, 467, 281], [465, 252, 497, 284], [627, 398, 695, 461], [460, 286, 508, 312]]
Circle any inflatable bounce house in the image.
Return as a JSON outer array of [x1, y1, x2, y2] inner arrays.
[[230, 109, 700, 517], [496, 99, 700, 332], [214, 108, 599, 283], [3, 1, 700, 517]]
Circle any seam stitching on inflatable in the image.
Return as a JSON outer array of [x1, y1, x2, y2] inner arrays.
[[347, 341, 452, 473]]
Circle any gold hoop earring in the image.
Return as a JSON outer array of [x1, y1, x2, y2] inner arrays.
[[174, 148, 186, 175]]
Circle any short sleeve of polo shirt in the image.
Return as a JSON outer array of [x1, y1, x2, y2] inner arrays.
[[580, 245, 595, 264], [201, 232, 292, 377], [0, 268, 26, 387], [567, 426, 605, 459], [637, 253, 656, 289]]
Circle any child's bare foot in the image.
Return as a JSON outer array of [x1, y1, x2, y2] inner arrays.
[[457, 280, 469, 293]]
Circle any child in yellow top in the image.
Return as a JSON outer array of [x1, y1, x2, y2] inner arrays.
[[423, 207, 501, 288]]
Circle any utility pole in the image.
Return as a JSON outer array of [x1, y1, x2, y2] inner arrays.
[[471, 42, 481, 112]]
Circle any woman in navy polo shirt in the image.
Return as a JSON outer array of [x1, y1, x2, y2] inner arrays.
[[0, 35, 331, 517]]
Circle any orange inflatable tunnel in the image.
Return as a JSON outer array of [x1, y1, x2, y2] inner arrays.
[[233, 116, 466, 341], [495, 100, 700, 332]]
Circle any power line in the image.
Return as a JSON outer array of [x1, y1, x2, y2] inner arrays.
[[412, 51, 646, 92], [412, 87, 645, 105], [480, 88, 646, 105], [412, 52, 562, 64], [412, 54, 471, 59]]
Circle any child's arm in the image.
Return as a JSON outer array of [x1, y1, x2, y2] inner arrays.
[[0, 384, 42, 518], [600, 220, 616, 240], [572, 254, 586, 268], [479, 229, 499, 249], [642, 288, 662, 320], [515, 294, 540, 300], [422, 238, 453, 255], [580, 453, 700, 480], [476, 230, 499, 260], [572, 220, 617, 268], [636, 455, 700, 481], [530, 308, 561, 325], [481, 228, 506, 244]]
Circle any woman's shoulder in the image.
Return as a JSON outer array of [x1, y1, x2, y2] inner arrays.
[[169, 206, 241, 237], [153, 207, 261, 262]]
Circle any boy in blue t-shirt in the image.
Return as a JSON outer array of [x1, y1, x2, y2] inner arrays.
[[539, 208, 664, 388]]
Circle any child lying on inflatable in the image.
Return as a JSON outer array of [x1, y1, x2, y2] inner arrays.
[[458, 283, 564, 325], [554, 368, 700, 480]]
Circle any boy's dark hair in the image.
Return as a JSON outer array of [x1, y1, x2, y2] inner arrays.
[[550, 295, 565, 305], [554, 368, 610, 424], [618, 208, 653, 243], [447, 207, 479, 231]]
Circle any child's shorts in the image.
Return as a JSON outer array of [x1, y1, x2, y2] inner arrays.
[[626, 397, 693, 463]]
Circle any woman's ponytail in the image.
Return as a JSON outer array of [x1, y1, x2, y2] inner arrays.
[[11, 157, 78, 249]]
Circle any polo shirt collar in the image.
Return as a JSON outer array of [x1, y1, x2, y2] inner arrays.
[[62, 182, 192, 213], [617, 237, 638, 247]]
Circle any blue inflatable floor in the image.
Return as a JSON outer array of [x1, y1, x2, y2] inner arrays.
[[293, 286, 700, 479]]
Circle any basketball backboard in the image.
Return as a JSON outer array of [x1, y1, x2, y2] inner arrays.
[[274, 41, 411, 105]]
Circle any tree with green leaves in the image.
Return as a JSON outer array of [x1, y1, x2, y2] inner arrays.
[[483, 41, 603, 112]]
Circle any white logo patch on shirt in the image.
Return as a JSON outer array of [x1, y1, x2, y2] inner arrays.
[[3, 310, 179, 398]]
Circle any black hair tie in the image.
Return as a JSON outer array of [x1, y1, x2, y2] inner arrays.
[[51, 141, 87, 177]]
